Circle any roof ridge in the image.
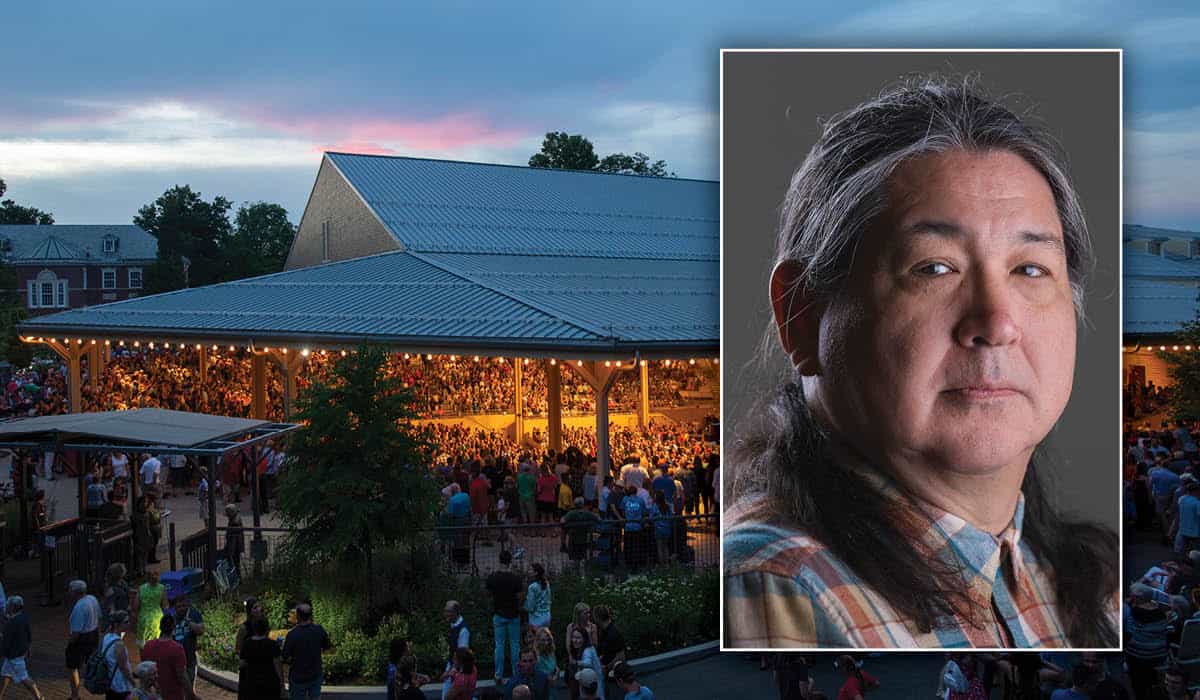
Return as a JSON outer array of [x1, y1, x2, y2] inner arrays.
[[406, 251, 614, 342], [326, 151, 717, 185]]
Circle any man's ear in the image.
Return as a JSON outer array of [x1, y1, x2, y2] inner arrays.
[[770, 261, 821, 376]]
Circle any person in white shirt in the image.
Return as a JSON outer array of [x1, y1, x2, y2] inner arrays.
[[139, 454, 161, 499]]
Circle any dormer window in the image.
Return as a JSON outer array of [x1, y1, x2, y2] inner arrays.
[[102, 236, 118, 254]]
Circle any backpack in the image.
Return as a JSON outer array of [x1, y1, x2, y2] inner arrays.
[[83, 636, 121, 693]]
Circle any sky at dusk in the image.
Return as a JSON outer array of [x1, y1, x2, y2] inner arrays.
[[1, 1, 1198, 229]]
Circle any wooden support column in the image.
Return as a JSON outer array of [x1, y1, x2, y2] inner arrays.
[[198, 345, 208, 384], [546, 360, 562, 453], [86, 342, 100, 395], [638, 360, 650, 428], [566, 361, 623, 480], [513, 358, 524, 443], [251, 352, 267, 420], [44, 339, 85, 414], [268, 349, 304, 420]]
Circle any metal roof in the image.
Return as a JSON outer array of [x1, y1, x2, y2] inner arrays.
[[0, 224, 157, 264], [19, 156, 718, 356], [328, 153, 718, 260], [1123, 280, 1200, 336], [1123, 248, 1200, 279], [0, 408, 271, 448], [1125, 224, 1200, 241]]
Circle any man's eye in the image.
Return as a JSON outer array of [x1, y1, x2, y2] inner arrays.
[[1015, 264, 1049, 278], [914, 261, 953, 276]]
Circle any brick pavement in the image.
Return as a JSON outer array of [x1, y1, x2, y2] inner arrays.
[[3, 557, 235, 700]]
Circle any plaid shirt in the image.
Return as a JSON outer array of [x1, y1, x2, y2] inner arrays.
[[724, 468, 1114, 648]]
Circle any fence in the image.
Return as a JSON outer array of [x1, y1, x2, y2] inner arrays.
[[37, 517, 132, 605]]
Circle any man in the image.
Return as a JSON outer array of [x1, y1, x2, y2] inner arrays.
[[576, 668, 601, 700], [1049, 662, 1099, 700], [164, 594, 204, 692], [511, 685, 532, 700], [1177, 480, 1200, 555], [620, 486, 647, 570], [140, 453, 162, 500], [282, 602, 332, 700], [594, 605, 626, 700], [65, 580, 100, 700], [1150, 459, 1182, 536], [517, 465, 537, 524], [610, 661, 653, 700], [470, 470, 491, 528], [446, 483, 470, 522], [1159, 664, 1192, 700], [724, 75, 1117, 648], [0, 597, 43, 700], [142, 616, 195, 700], [562, 497, 600, 564], [440, 601, 470, 700], [620, 458, 647, 491], [1076, 652, 1128, 700], [486, 550, 523, 681], [502, 649, 549, 700], [650, 468, 675, 506]]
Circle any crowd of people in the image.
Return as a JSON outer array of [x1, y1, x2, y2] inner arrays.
[[0, 348, 715, 424], [1125, 380, 1169, 423]]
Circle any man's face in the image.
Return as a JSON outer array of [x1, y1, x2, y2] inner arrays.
[[518, 652, 535, 675], [804, 149, 1075, 477]]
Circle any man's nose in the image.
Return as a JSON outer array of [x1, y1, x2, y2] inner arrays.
[[953, 271, 1021, 348]]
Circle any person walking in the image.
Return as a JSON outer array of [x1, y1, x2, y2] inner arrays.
[[281, 602, 332, 700], [142, 616, 195, 700], [610, 662, 652, 700], [164, 595, 204, 694], [439, 601, 469, 700], [486, 549, 524, 681], [101, 610, 135, 700], [0, 597, 43, 700], [65, 580, 101, 700]]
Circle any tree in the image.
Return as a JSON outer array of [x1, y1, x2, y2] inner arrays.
[[528, 132, 600, 171], [0, 258, 29, 365], [0, 178, 54, 225], [225, 202, 296, 279], [1162, 322, 1200, 421], [528, 132, 674, 177], [134, 186, 232, 293], [275, 345, 439, 611], [597, 152, 674, 177]]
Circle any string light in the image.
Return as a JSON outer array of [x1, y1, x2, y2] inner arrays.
[[104, 340, 110, 346], [404, 353, 410, 360], [228, 346, 235, 352], [320, 350, 327, 356], [148, 342, 155, 349], [133, 341, 140, 348], [523, 358, 529, 365], [426, 354, 432, 361], [301, 348, 310, 357], [163, 342, 170, 349], [689, 358, 696, 365], [549, 358, 556, 365], [615, 361, 622, 367], [119, 341, 125, 347], [473, 355, 480, 362], [1175, 346, 1181, 351], [341, 350, 347, 357], [90, 339, 96, 345], [713, 358, 719, 364], [605, 361, 611, 367], [663, 359, 671, 367], [1162, 346, 1168, 351], [640, 360, 646, 367], [576, 360, 582, 366]]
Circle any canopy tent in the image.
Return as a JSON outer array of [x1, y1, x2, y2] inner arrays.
[[0, 408, 299, 594]]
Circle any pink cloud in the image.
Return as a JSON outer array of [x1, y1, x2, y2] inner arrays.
[[313, 141, 397, 156], [247, 109, 527, 151]]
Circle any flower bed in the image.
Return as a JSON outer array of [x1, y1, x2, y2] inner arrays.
[[198, 566, 718, 684]]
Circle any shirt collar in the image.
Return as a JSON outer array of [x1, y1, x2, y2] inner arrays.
[[839, 447, 1026, 601]]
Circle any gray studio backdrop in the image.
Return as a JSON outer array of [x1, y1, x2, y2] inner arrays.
[[722, 50, 1120, 525]]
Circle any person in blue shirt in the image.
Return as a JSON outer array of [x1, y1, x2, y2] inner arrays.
[[610, 661, 653, 700], [620, 487, 648, 571], [650, 469, 675, 506], [1049, 661, 1099, 700], [652, 492, 674, 565], [503, 648, 549, 700], [1177, 480, 1200, 555], [446, 484, 471, 521], [1149, 463, 1183, 536]]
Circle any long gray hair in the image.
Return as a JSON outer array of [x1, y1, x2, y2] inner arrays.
[[771, 73, 1093, 334], [732, 74, 1117, 647]]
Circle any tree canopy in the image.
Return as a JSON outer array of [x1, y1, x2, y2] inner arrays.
[[528, 132, 674, 177], [275, 345, 439, 608], [134, 186, 295, 293], [0, 178, 54, 225], [1162, 323, 1200, 421]]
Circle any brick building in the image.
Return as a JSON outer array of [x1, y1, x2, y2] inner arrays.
[[0, 224, 157, 315]]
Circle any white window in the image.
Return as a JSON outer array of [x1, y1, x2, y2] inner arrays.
[[102, 236, 118, 254], [29, 270, 67, 308], [128, 267, 143, 289], [321, 221, 331, 262], [102, 268, 116, 289]]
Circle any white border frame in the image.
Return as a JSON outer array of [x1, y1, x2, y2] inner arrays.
[[718, 47, 1124, 653]]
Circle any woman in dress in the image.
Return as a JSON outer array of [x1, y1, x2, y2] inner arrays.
[[525, 562, 552, 630], [565, 628, 604, 700], [131, 569, 167, 647], [234, 597, 267, 657], [238, 616, 283, 700]]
